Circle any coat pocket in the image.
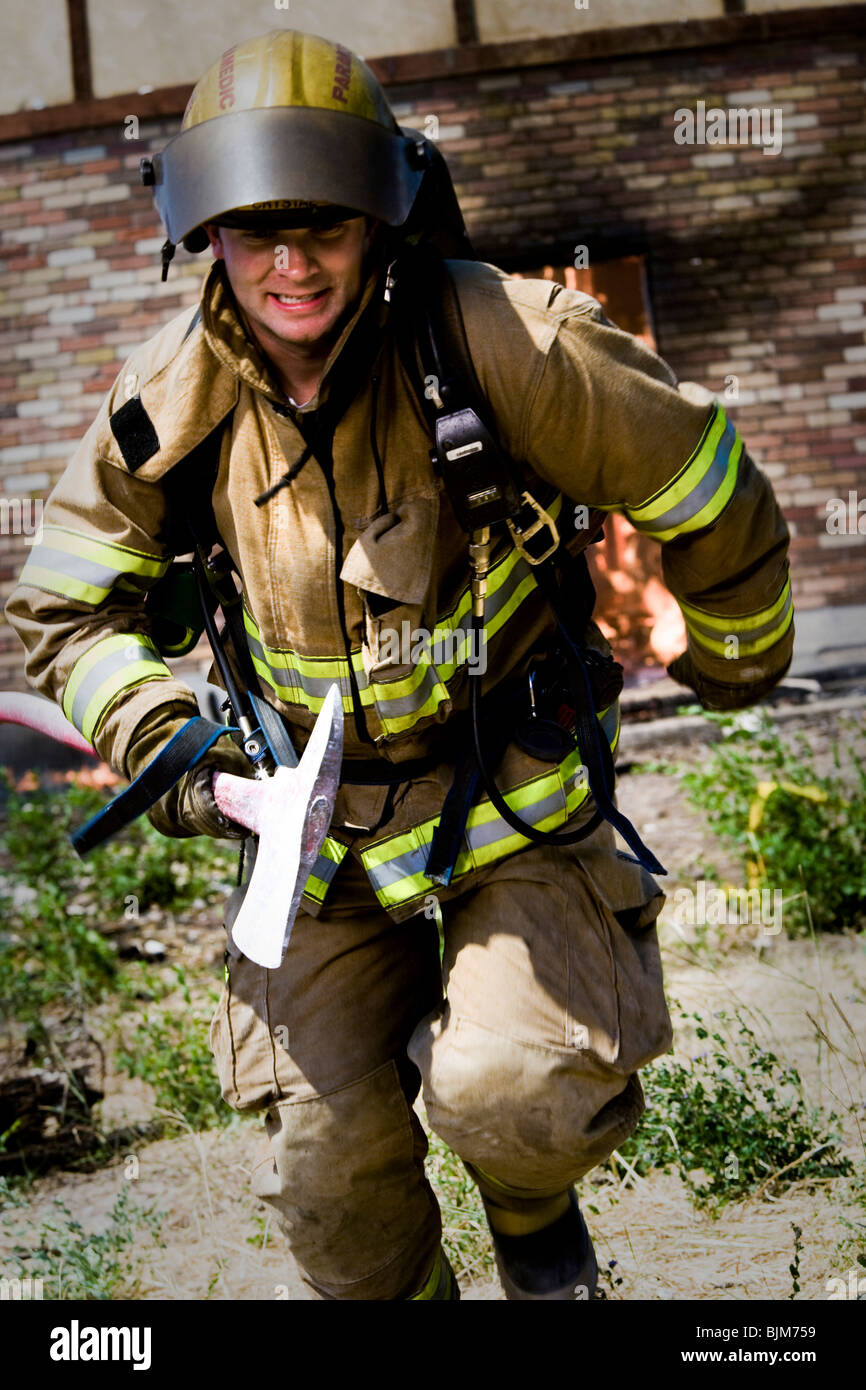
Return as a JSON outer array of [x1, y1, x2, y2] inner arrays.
[[567, 835, 672, 1074]]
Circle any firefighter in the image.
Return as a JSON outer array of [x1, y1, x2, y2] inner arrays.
[[5, 30, 794, 1300]]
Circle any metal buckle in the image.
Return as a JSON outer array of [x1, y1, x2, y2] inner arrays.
[[506, 492, 559, 565]]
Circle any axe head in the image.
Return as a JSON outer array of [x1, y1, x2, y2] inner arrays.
[[214, 684, 344, 969]]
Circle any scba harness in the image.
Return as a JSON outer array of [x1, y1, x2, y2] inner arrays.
[[79, 243, 664, 889]]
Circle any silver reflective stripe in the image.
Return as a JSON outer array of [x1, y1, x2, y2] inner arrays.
[[465, 781, 577, 853], [311, 849, 341, 887], [366, 841, 430, 894], [365, 705, 618, 898], [69, 643, 164, 734], [246, 631, 352, 702], [22, 545, 122, 595], [686, 586, 793, 646], [630, 414, 738, 534], [360, 663, 443, 719]]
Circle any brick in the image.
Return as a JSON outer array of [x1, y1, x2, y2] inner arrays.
[[45, 246, 96, 268], [16, 399, 62, 418], [62, 147, 107, 164]]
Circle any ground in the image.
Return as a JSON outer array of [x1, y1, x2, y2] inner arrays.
[[1, 700, 864, 1301]]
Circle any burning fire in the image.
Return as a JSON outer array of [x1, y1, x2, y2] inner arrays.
[[588, 514, 685, 680]]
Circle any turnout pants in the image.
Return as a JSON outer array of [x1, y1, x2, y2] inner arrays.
[[209, 821, 672, 1300]]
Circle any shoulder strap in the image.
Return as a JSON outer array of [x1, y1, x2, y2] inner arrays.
[[394, 246, 524, 533], [397, 248, 607, 561], [158, 420, 224, 556]]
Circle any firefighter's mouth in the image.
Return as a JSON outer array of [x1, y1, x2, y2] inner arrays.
[[268, 290, 329, 311]]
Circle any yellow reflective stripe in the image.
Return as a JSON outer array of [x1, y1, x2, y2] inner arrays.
[[303, 874, 330, 903], [19, 525, 169, 604], [363, 708, 621, 911], [301, 837, 348, 906], [349, 498, 564, 733], [319, 836, 348, 866], [243, 609, 347, 678], [437, 494, 564, 649], [629, 408, 728, 522], [243, 492, 562, 735], [410, 1250, 448, 1301], [688, 604, 794, 659], [679, 575, 792, 633], [683, 576, 794, 658], [17, 564, 106, 606], [63, 633, 171, 742], [643, 446, 739, 542], [626, 407, 742, 542], [244, 608, 355, 714], [250, 654, 336, 714]]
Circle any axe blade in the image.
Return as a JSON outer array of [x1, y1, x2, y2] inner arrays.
[[224, 684, 344, 970]]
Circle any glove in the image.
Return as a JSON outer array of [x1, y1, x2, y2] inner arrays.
[[666, 650, 788, 713], [124, 701, 254, 840]]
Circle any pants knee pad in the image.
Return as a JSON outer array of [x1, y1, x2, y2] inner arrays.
[[410, 1010, 645, 1189]]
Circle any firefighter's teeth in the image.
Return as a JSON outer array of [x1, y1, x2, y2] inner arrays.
[[274, 292, 321, 303]]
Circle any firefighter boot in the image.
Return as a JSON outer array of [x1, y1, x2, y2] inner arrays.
[[473, 1170, 598, 1301]]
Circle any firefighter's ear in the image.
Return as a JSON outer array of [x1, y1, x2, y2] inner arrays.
[[203, 223, 225, 259]]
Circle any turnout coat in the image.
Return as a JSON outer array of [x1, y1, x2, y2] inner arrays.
[[5, 256, 794, 921]]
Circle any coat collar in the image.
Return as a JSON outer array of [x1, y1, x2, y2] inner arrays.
[[200, 258, 387, 413]]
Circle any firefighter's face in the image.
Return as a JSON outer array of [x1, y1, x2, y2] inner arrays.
[[205, 217, 375, 356]]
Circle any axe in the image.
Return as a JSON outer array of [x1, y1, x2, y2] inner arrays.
[[0, 686, 343, 971]]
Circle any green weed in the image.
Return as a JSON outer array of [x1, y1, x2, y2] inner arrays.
[[618, 1007, 853, 1215], [1, 777, 236, 921], [0, 777, 234, 1044], [679, 711, 866, 934], [113, 967, 229, 1133], [2, 1182, 163, 1299]]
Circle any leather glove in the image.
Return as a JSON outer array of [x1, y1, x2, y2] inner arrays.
[[666, 650, 788, 713], [124, 701, 254, 840]]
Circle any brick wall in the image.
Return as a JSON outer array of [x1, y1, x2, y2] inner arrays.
[[1, 21, 864, 687]]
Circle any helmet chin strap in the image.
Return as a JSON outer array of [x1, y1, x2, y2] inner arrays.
[[161, 239, 176, 282]]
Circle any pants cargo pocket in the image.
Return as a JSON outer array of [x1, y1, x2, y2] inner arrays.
[[566, 836, 673, 1075], [209, 941, 286, 1113]]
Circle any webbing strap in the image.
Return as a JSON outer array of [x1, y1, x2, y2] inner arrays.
[[71, 716, 237, 856], [425, 753, 480, 886], [529, 562, 665, 875]]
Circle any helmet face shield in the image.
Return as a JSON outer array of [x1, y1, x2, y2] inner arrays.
[[213, 204, 362, 232], [151, 107, 428, 250]]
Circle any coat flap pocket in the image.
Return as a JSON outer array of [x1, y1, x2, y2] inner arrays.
[[574, 837, 666, 931], [340, 495, 439, 605]]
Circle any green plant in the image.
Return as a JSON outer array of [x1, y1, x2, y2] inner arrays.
[[679, 711, 866, 934], [3, 1183, 163, 1299], [0, 776, 235, 1062], [630, 759, 682, 776], [618, 1008, 853, 1215], [0, 777, 237, 920], [0, 879, 119, 1050], [113, 967, 229, 1132]]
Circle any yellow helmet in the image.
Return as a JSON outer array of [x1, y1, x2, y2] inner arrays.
[[142, 30, 431, 256]]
